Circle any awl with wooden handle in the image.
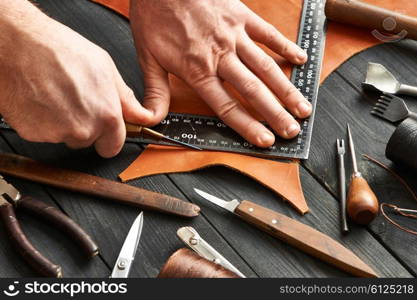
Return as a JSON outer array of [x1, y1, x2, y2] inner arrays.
[[0, 153, 200, 218], [346, 124, 379, 225], [194, 188, 377, 277]]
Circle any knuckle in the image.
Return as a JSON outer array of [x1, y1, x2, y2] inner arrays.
[[283, 85, 300, 100], [263, 24, 277, 45], [258, 56, 276, 73], [244, 120, 261, 140], [271, 108, 289, 125], [217, 101, 239, 120], [103, 111, 120, 128], [189, 74, 218, 90], [70, 127, 92, 142], [279, 39, 291, 56], [241, 79, 261, 98]]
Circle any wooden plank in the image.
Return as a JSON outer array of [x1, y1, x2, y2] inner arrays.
[[303, 40, 417, 275], [168, 164, 411, 277]]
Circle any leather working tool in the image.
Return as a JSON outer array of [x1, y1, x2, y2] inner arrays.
[[336, 139, 349, 234], [125, 122, 202, 151], [363, 63, 417, 96], [0, 153, 200, 218], [325, 0, 417, 41], [110, 212, 143, 278], [0, 120, 201, 151], [177, 226, 245, 278], [193, 188, 377, 277], [346, 125, 379, 225], [94, 0, 416, 216], [371, 94, 417, 123], [0, 175, 98, 277]]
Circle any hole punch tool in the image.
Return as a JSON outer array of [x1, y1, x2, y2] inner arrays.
[[362, 63, 417, 96], [0, 175, 99, 277], [371, 93, 417, 123]]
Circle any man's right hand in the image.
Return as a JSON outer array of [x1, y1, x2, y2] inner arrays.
[[0, 0, 152, 157]]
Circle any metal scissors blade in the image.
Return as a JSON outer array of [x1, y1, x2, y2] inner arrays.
[[110, 212, 144, 278]]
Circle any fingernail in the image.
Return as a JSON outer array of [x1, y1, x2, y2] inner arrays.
[[296, 102, 312, 117], [297, 50, 307, 61], [259, 131, 275, 146], [285, 123, 300, 137]]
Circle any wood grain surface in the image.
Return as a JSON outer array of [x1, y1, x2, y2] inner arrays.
[[0, 0, 415, 278]]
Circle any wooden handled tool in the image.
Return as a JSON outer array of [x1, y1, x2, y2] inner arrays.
[[325, 0, 417, 41], [194, 188, 377, 277], [125, 122, 202, 150], [0, 153, 200, 218], [346, 124, 379, 225]]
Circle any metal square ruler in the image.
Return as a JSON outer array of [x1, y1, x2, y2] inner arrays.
[[138, 0, 327, 159]]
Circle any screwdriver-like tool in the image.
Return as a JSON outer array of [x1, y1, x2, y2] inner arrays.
[[346, 124, 379, 225], [336, 138, 349, 234], [125, 122, 202, 151]]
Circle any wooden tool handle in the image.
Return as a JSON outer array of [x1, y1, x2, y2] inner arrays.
[[0, 202, 62, 277], [18, 196, 99, 258], [125, 122, 143, 137], [125, 122, 164, 140], [234, 200, 377, 277], [347, 176, 379, 225], [325, 0, 417, 41], [0, 153, 200, 218]]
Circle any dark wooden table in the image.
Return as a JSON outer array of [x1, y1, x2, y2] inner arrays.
[[1, 0, 416, 278]]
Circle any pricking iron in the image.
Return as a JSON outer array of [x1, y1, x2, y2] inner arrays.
[[176, 226, 246, 278]]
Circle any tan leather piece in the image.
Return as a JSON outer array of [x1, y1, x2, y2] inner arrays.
[[119, 145, 308, 214], [91, 0, 415, 215]]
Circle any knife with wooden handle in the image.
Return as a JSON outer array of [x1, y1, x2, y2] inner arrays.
[[194, 188, 377, 278], [0, 153, 200, 218]]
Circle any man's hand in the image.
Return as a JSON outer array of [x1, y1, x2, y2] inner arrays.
[[130, 0, 312, 147], [0, 0, 152, 157]]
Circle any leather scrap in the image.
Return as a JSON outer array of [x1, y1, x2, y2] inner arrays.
[[119, 145, 308, 214], [91, 0, 415, 215]]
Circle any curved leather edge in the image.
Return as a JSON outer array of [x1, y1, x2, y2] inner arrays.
[[119, 146, 309, 215]]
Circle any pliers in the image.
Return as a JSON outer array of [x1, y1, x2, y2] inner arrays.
[[0, 175, 99, 277]]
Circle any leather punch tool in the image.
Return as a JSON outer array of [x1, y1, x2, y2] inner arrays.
[[0, 175, 99, 277]]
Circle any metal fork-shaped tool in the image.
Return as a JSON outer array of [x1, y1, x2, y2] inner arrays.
[[371, 94, 417, 123], [336, 139, 349, 234]]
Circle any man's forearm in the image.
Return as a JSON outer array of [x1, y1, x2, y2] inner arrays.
[[0, 0, 48, 59]]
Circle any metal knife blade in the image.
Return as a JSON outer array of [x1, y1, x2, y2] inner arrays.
[[194, 188, 240, 213], [110, 212, 144, 278], [193, 188, 377, 278]]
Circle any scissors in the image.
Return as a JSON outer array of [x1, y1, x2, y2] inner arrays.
[[110, 212, 144, 278], [0, 175, 99, 277]]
